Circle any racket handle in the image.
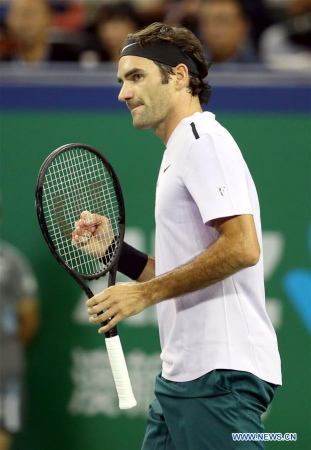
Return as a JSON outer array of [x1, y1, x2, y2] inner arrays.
[[105, 335, 137, 410]]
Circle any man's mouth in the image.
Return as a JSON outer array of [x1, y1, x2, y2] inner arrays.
[[129, 104, 143, 112]]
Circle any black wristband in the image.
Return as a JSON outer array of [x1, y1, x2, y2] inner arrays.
[[118, 242, 148, 280], [102, 239, 148, 280]]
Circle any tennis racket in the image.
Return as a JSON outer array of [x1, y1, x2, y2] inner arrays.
[[35, 143, 137, 410]]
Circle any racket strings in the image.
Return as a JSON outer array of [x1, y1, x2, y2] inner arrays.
[[47, 152, 118, 273], [44, 154, 108, 187], [42, 147, 121, 275], [43, 188, 119, 218]]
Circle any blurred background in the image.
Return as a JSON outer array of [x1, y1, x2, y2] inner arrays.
[[0, 0, 310, 449]]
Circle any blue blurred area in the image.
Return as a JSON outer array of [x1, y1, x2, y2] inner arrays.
[[1, 63, 310, 113]]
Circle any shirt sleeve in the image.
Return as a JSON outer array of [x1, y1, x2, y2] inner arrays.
[[183, 133, 253, 225]]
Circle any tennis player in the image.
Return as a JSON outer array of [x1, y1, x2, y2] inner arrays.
[[73, 22, 282, 450]]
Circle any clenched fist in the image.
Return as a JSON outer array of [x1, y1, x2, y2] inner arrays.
[[72, 211, 114, 258]]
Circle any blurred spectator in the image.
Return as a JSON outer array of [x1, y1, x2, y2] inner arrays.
[[260, 0, 311, 69], [0, 23, 15, 61], [239, 0, 272, 50], [164, 0, 202, 36], [264, 0, 290, 7], [164, 0, 270, 49], [0, 239, 40, 450], [132, 0, 168, 25], [81, 2, 140, 64], [2, 0, 84, 64], [199, 0, 258, 63], [51, 0, 85, 32]]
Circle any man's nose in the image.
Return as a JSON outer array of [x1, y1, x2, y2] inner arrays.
[[118, 83, 133, 102]]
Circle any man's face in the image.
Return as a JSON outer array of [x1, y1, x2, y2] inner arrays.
[[199, 1, 249, 62], [117, 56, 176, 130], [7, 0, 50, 48]]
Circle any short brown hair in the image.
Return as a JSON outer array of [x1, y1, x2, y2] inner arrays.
[[125, 22, 210, 104]]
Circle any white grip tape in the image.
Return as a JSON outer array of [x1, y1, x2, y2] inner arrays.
[[105, 335, 137, 410]]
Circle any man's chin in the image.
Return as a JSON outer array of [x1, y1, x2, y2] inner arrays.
[[132, 118, 152, 130]]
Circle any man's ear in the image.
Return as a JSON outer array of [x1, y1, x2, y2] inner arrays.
[[174, 64, 189, 90]]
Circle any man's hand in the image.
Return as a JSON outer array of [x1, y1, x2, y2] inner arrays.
[[72, 211, 114, 258], [86, 282, 151, 333]]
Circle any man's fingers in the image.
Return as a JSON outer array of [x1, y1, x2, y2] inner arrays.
[[81, 210, 92, 220], [72, 210, 111, 238], [89, 308, 115, 324], [74, 219, 97, 234], [82, 211, 107, 227], [87, 302, 108, 315], [72, 229, 92, 244], [98, 316, 119, 334], [86, 290, 111, 308]]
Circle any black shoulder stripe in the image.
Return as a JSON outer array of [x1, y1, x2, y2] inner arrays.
[[190, 122, 200, 140]]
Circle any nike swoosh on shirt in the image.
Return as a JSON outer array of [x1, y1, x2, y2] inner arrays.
[[163, 164, 171, 173]]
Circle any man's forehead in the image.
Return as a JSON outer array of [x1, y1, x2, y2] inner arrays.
[[117, 55, 156, 78]]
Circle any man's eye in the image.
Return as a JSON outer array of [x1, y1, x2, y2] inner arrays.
[[133, 74, 142, 81]]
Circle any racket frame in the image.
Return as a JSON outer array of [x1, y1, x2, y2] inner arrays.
[[35, 143, 137, 409]]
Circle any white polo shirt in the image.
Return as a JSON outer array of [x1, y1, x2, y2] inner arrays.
[[155, 111, 282, 385]]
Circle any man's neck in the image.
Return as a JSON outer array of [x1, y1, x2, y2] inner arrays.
[[154, 97, 203, 145]]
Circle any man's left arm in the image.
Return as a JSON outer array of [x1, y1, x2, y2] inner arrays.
[[87, 214, 260, 333]]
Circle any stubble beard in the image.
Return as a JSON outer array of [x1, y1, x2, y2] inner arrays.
[[132, 92, 169, 131], [132, 106, 152, 130]]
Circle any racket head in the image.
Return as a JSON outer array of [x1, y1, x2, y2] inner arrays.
[[36, 143, 125, 281]]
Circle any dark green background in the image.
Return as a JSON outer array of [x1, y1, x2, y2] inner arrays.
[[0, 111, 310, 449]]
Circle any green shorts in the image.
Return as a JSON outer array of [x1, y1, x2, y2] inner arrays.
[[142, 370, 277, 450]]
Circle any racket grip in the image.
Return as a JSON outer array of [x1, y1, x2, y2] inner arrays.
[[105, 335, 137, 410]]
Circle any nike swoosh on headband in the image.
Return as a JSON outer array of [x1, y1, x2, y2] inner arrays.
[[121, 42, 137, 53]]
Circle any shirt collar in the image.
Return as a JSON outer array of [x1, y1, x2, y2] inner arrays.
[[165, 111, 215, 156]]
